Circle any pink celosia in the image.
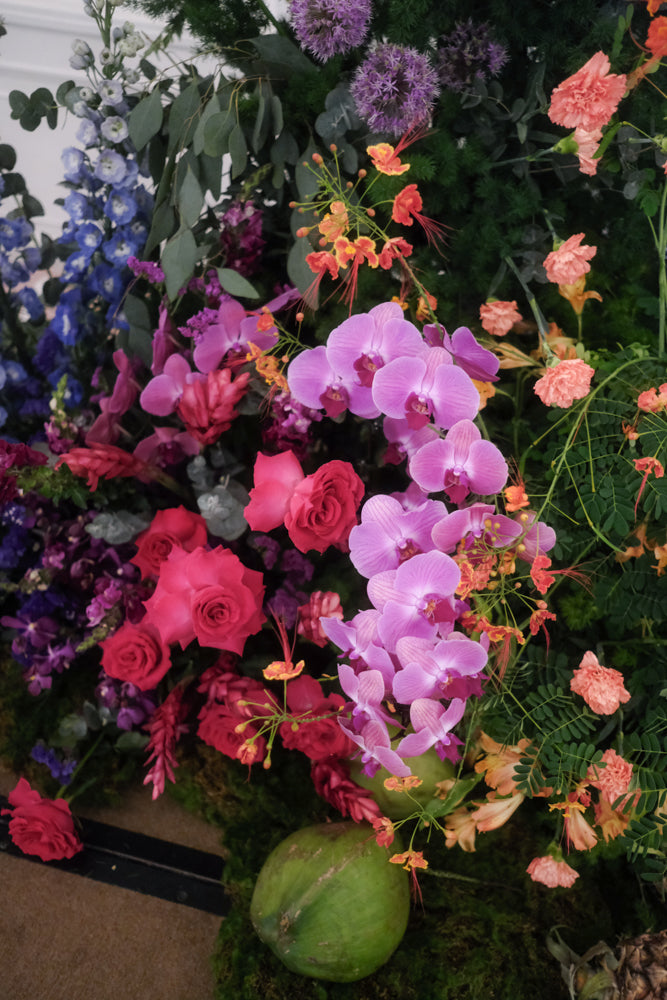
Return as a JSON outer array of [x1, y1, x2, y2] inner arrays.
[[587, 748, 634, 805], [548, 51, 627, 132], [479, 300, 522, 337], [543, 233, 597, 285], [526, 855, 579, 888], [297, 590, 344, 647], [570, 650, 631, 714], [534, 359, 595, 408]]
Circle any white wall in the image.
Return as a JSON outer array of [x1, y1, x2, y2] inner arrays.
[[0, 0, 207, 236]]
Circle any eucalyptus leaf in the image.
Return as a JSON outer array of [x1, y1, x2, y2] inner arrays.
[[252, 79, 272, 153], [192, 93, 220, 155], [167, 79, 203, 154], [177, 165, 204, 227], [162, 227, 198, 299], [0, 143, 16, 170], [145, 200, 176, 255], [249, 33, 316, 77], [8, 90, 30, 117], [203, 109, 235, 157], [128, 87, 164, 150], [271, 94, 283, 136], [217, 267, 260, 299], [229, 123, 248, 178], [287, 235, 315, 298]]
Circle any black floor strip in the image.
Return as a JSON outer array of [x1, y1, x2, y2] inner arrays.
[[0, 797, 229, 915]]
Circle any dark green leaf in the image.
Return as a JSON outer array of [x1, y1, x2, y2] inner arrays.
[[167, 80, 202, 154], [199, 153, 223, 201], [9, 91, 30, 117], [229, 123, 247, 178], [249, 34, 315, 77], [145, 201, 176, 256], [287, 233, 315, 297], [21, 193, 43, 219], [0, 143, 16, 170], [177, 165, 204, 228], [192, 94, 221, 155], [56, 80, 76, 105]]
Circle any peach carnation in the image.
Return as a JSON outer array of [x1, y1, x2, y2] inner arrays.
[[479, 300, 522, 337], [533, 359, 595, 408], [573, 127, 603, 176], [526, 855, 579, 888], [570, 651, 631, 715], [543, 233, 597, 285], [548, 51, 627, 133], [587, 749, 633, 805]]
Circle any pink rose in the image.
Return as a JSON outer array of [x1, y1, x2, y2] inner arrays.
[[285, 460, 364, 553], [100, 620, 172, 690], [2, 778, 82, 862], [479, 300, 522, 337], [244, 450, 305, 532], [197, 701, 267, 766], [131, 505, 209, 579], [543, 233, 597, 285], [143, 545, 265, 653], [534, 359, 595, 408], [279, 675, 355, 761], [570, 651, 631, 714]]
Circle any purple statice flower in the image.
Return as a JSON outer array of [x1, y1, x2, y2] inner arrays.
[[127, 255, 164, 283], [349, 494, 447, 578], [436, 20, 508, 94], [219, 200, 266, 277], [393, 633, 487, 704], [290, 0, 371, 62], [30, 743, 78, 785], [262, 390, 322, 461], [410, 419, 508, 506], [372, 346, 481, 432], [396, 697, 466, 764], [280, 548, 315, 582], [351, 43, 440, 137]]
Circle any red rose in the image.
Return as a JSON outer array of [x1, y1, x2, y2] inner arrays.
[[2, 778, 82, 862], [100, 620, 172, 690], [279, 675, 355, 761], [284, 460, 364, 553], [197, 701, 267, 765], [131, 505, 209, 579], [143, 545, 266, 653]]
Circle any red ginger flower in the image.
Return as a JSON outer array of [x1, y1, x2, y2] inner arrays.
[[548, 51, 627, 132], [311, 758, 381, 824], [297, 590, 344, 647], [55, 442, 153, 491], [143, 686, 189, 799]]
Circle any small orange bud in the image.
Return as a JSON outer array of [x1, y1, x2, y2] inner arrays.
[[295, 227, 309, 238], [312, 152, 324, 164], [358, 168, 367, 178], [329, 143, 337, 152], [296, 311, 305, 323], [367, 207, 376, 217]]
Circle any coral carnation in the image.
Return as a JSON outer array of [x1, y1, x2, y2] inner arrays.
[[543, 233, 597, 285], [527, 855, 579, 888], [548, 51, 627, 132], [479, 300, 522, 337], [533, 359, 595, 408], [570, 651, 631, 714]]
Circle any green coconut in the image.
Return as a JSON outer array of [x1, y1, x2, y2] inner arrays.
[[350, 748, 455, 820], [250, 821, 410, 982]]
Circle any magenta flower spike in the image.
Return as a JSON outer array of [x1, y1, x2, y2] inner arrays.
[[349, 494, 446, 578], [392, 633, 488, 703], [371, 346, 480, 431], [397, 697, 466, 763], [410, 419, 508, 505], [367, 549, 461, 651]]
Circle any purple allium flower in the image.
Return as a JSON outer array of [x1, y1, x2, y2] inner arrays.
[[436, 19, 508, 93], [351, 43, 440, 137], [290, 0, 371, 62]]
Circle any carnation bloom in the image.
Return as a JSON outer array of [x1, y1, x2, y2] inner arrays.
[[290, 0, 371, 62], [543, 233, 597, 285], [573, 127, 603, 176], [479, 300, 522, 337], [526, 855, 579, 888], [548, 51, 627, 132], [351, 43, 440, 137], [587, 749, 634, 805], [533, 359, 595, 408], [570, 651, 631, 714]]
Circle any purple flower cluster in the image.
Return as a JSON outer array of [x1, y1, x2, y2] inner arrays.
[[287, 301, 555, 778], [436, 20, 508, 93], [290, 0, 371, 63], [30, 743, 78, 785], [219, 200, 266, 277], [351, 43, 440, 137]]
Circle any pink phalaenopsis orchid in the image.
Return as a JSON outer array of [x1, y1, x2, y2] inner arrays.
[[348, 494, 446, 578], [392, 633, 488, 703], [396, 696, 466, 763], [410, 419, 508, 506]]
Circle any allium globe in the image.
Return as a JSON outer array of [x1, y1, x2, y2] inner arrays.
[[351, 43, 440, 137], [290, 0, 371, 62]]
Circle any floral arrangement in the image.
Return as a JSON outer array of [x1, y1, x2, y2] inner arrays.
[[1, 1, 666, 996]]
